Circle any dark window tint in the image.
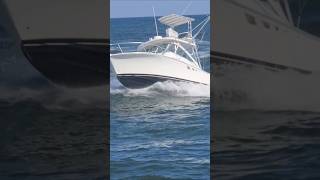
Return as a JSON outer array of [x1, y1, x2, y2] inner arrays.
[[245, 13, 256, 25], [263, 21, 270, 29]]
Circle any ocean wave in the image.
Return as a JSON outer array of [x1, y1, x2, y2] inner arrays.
[[183, 157, 210, 164], [113, 139, 206, 152], [0, 85, 108, 110]]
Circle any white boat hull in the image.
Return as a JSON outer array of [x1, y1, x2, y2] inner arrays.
[[2, 0, 109, 87], [212, 0, 320, 72], [111, 52, 210, 89]]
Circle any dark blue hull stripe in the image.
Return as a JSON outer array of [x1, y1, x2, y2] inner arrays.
[[21, 40, 109, 87], [211, 51, 311, 74], [117, 74, 208, 89]]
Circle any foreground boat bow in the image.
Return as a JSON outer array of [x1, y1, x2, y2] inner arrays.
[[3, 0, 109, 87]]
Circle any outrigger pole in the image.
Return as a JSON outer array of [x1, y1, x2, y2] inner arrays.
[[193, 16, 210, 39], [152, 6, 159, 36]]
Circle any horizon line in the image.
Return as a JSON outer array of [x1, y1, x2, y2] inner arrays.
[[110, 13, 210, 19]]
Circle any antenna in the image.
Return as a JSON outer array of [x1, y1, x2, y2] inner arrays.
[[152, 6, 159, 36]]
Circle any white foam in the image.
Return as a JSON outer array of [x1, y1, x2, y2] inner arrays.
[[110, 76, 210, 98], [114, 139, 204, 151]]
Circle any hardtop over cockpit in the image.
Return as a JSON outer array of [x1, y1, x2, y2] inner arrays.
[[136, 14, 209, 69]]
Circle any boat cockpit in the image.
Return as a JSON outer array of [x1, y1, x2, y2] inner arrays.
[[137, 37, 201, 68]]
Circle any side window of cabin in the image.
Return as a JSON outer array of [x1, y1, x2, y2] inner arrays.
[[176, 47, 191, 61], [150, 47, 157, 53], [167, 44, 175, 52], [245, 13, 256, 25], [262, 21, 270, 29]]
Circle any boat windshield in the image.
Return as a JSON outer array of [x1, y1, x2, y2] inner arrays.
[[144, 43, 195, 63], [144, 44, 167, 53]]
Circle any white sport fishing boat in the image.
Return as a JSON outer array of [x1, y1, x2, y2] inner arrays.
[[111, 14, 210, 89]]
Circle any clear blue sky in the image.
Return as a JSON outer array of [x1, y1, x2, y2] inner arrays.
[[111, 0, 210, 18]]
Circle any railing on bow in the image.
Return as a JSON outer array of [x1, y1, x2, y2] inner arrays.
[[110, 42, 143, 54]]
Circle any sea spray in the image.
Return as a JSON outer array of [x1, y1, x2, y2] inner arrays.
[[110, 76, 210, 98]]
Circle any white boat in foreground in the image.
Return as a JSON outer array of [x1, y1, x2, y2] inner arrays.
[[111, 14, 210, 89], [212, 0, 320, 73]]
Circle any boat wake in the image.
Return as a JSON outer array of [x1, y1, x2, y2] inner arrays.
[[110, 76, 210, 98], [214, 65, 320, 112], [0, 85, 108, 110]]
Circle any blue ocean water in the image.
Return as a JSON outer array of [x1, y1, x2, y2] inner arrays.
[[110, 15, 210, 180]]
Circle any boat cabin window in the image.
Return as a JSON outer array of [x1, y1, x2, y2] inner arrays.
[[245, 13, 257, 25], [145, 43, 195, 63], [145, 44, 167, 53], [176, 47, 191, 60], [263, 21, 270, 29], [166, 44, 177, 53], [164, 44, 195, 63]]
